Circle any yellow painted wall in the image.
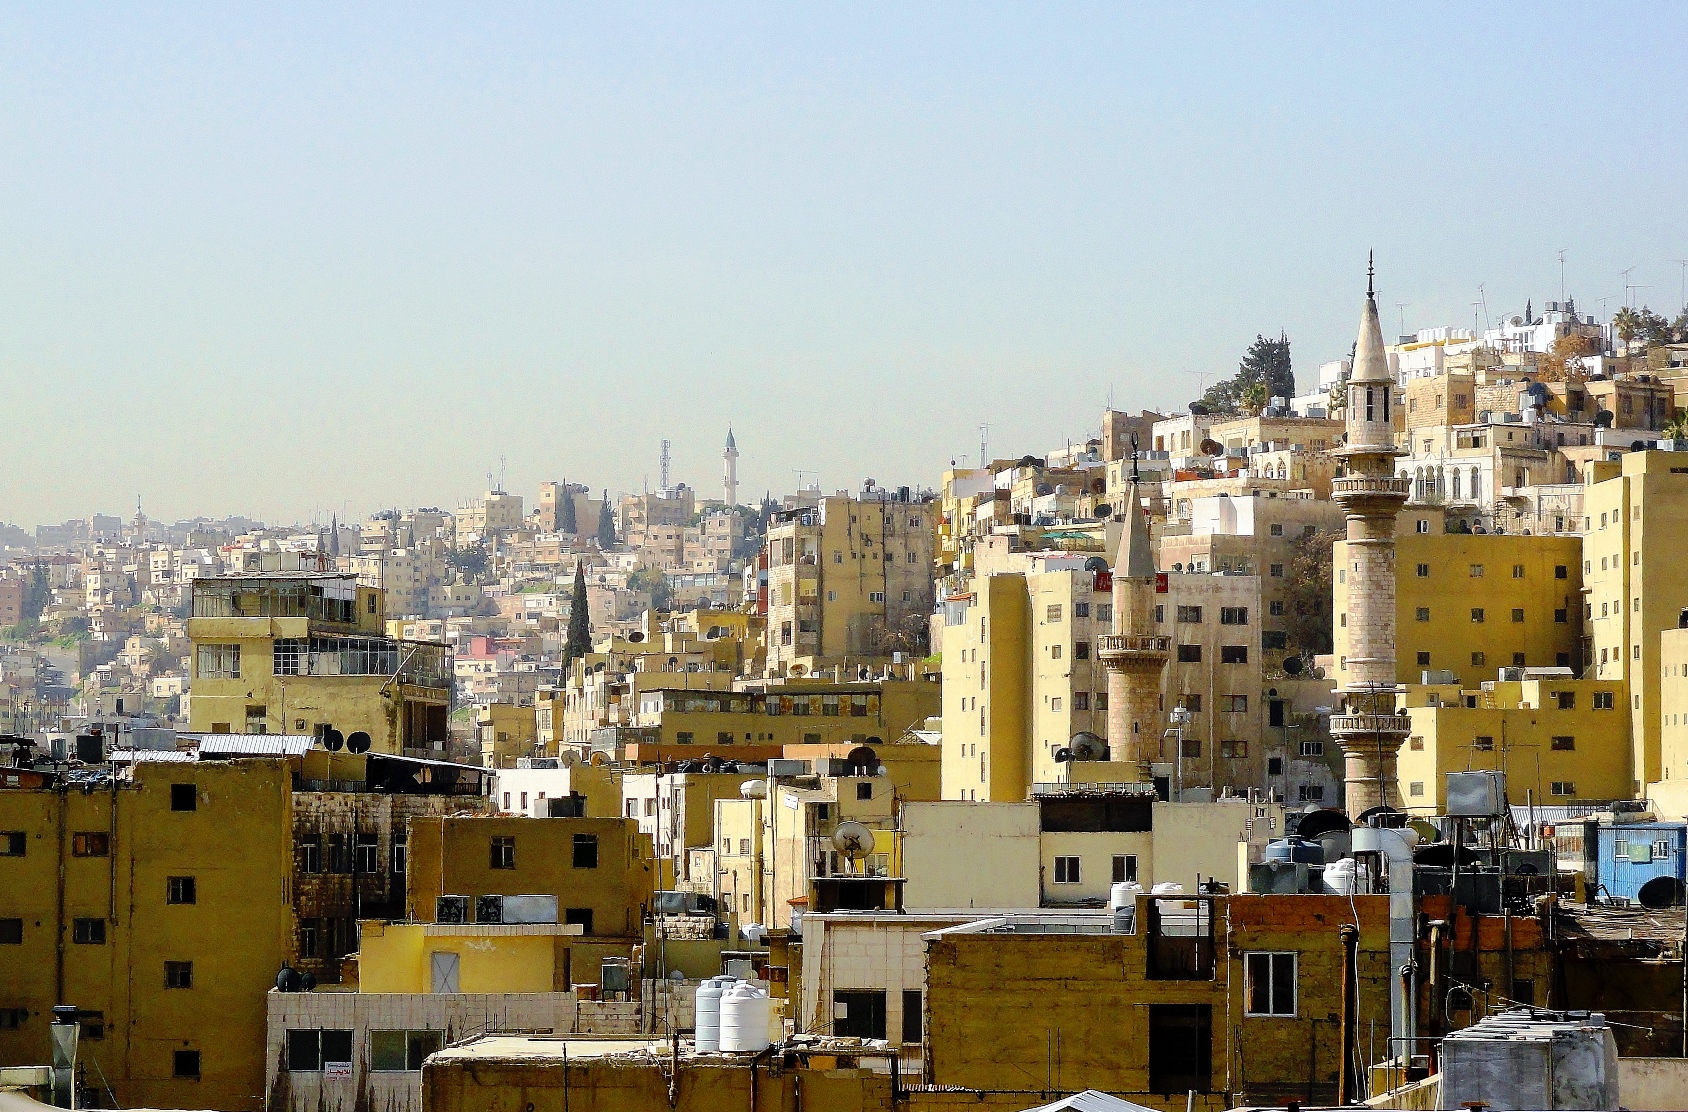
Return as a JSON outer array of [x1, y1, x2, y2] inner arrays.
[[1335, 531, 1583, 687], [0, 760, 293, 1111], [941, 574, 1031, 801], [900, 802, 1039, 908], [357, 922, 559, 994]]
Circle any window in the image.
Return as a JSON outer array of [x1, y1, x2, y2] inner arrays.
[[370, 1030, 444, 1072], [1593, 691, 1615, 710], [299, 834, 322, 873], [1551, 781, 1576, 797], [833, 990, 888, 1039], [1417, 651, 1431, 666], [1415, 607, 1430, 622], [1221, 740, 1248, 760], [78, 1011, 104, 1040], [573, 833, 599, 869], [1074, 641, 1090, 660], [1511, 608, 1525, 623], [1415, 563, 1429, 577], [1050, 644, 1063, 660], [1551, 736, 1575, 751], [1474, 736, 1494, 752], [0, 832, 23, 856], [72, 832, 109, 857], [299, 919, 319, 958], [564, 908, 594, 933], [1470, 608, 1485, 623], [1053, 856, 1081, 883], [1246, 953, 1297, 1016], [1222, 695, 1248, 713], [856, 782, 873, 800], [1180, 737, 1202, 759], [1073, 692, 1090, 711], [167, 876, 197, 904], [1220, 645, 1248, 664], [1269, 600, 1285, 616], [1220, 607, 1249, 626], [165, 961, 193, 988], [1554, 692, 1576, 710], [72, 918, 106, 945], [738, 838, 751, 855], [1555, 608, 1568, 623], [1299, 740, 1324, 757], [354, 833, 378, 874], [286, 1029, 353, 1072], [174, 1050, 201, 1080], [1298, 784, 1324, 802], [1074, 602, 1090, 618], [490, 836, 515, 869], [902, 990, 923, 1044], [1270, 523, 1284, 536], [1181, 694, 1203, 713], [1409, 782, 1424, 797], [1416, 520, 1430, 534], [1176, 605, 1203, 623], [195, 644, 240, 679], [1148, 1005, 1211, 1094], [1046, 605, 1063, 622], [328, 833, 350, 873], [1512, 564, 1526, 579], [1112, 854, 1138, 883], [1555, 565, 1568, 579], [1469, 564, 1484, 578], [170, 783, 197, 811], [0, 919, 21, 944], [1177, 644, 1202, 663]]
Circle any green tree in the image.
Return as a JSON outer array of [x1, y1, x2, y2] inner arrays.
[[627, 565, 672, 611], [1614, 306, 1674, 348], [447, 544, 489, 578], [558, 487, 578, 534], [1198, 332, 1294, 415], [563, 561, 592, 666], [597, 493, 616, 548], [1282, 527, 1341, 661]]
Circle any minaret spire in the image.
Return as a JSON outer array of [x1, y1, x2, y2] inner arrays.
[[1367, 249, 1375, 300]]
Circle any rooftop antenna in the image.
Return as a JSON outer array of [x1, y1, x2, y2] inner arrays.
[[1672, 259, 1688, 313], [792, 468, 817, 491], [1395, 302, 1409, 340], [659, 440, 672, 490], [979, 424, 989, 469], [1621, 266, 1638, 308], [498, 455, 507, 494], [1558, 249, 1567, 304], [1477, 283, 1491, 332]]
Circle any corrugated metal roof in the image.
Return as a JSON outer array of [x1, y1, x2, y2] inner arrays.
[[108, 749, 196, 763], [186, 734, 316, 756]]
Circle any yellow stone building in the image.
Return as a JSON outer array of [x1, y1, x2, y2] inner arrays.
[[1334, 531, 1583, 686], [1582, 449, 1688, 793], [187, 573, 452, 754], [1396, 678, 1630, 812], [0, 759, 293, 1110]]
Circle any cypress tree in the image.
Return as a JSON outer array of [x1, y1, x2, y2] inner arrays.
[[564, 560, 592, 665]]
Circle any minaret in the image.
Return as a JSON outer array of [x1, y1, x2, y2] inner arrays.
[[1330, 255, 1413, 814], [723, 427, 740, 508], [1098, 447, 1171, 778]]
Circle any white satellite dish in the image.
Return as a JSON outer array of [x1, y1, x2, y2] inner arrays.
[[831, 821, 874, 869]]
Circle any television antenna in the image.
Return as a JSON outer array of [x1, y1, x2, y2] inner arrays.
[[1395, 302, 1409, 339], [659, 440, 672, 490], [1672, 259, 1688, 313], [1557, 249, 1567, 304], [979, 424, 990, 469]]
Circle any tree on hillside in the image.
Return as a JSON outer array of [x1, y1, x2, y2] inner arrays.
[[563, 561, 592, 667], [1538, 333, 1598, 382], [1198, 332, 1295, 416], [597, 493, 616, 548], [627, 565, 672, 611], [1282, 527, 1341, 662], [558, 487, 578, 534]]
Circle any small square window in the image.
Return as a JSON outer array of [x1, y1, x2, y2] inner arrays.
[[1416, 651, 1431, 666], [165, 961, 193, 989], [1415, 563, 1429, 577], [167, 876, 197, 904], [170, 784, 197, 811], [174, 1050, 201, 1079], [490, 836, 515, 869], [1415, 607, 1430, 622], [72, 918, 106, 945], [1053, 856, 1081, 883]]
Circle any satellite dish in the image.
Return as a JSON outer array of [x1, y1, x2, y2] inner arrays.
[[832, 821, 874, 859], [346, 731, 371, 754], [1311, 666, 1325, 679], [1068, 732, 1106, 761], [1201, 439, 1224, 457], [790, 663, 808, 677], [1084, 556, 1109, 572], [1053, 747, 1073, 764], [857, 666, 871, 680], [558, 752, 578, 769], [627, 631, 646, 643], [1638, 876, 1685, 909], [1511, 316, 1523, 327], [322, 728, 344, 752], [1093, 504, 1112, 518], [1283, 656, 1304, 676]]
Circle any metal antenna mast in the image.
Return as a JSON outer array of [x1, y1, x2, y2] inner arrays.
[[659, 440, 672, 490]]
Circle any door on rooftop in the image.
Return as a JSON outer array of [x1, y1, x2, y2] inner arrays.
[[430, 951, 460, 993], [1148, 1004, 1211, 1094]]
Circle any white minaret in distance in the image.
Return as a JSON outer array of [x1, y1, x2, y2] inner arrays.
[[1098, 446, 1171, 778], [1330, 256, 1413, 815], [723, 427, 739, 507]]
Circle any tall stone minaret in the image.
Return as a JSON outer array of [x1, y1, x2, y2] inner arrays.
[[1331, 256, 1413, 814], [723, 427, 739, 508], [1098, 453, 1170, 778]]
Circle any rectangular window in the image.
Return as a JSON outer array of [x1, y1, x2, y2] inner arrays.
[[1269, 600, 1285, 616], [833, 990, 888, 1040], [195, 643, 240, 679], [72, 918, 106, 945], [1073, 602, 1090, 618], [1219, 607, 1249, 625], [370, 1030, 444, 1072], [490, 836, 515, 869], [1220, 645, 1248, 664], [1555, 565, 1567, 579], [1551, 781, 1576, 797], [0, 832, 23, 856], [1176, 605, 1203, 623], [1180, 737, 1202, 759], [165, 961, 193, 989], [167, 876, 197, 904], [1222, 695, 1248, 713], [1096, 603, 1112, 623], [573, 833, 599, 869], [1593, 691, 1614, 710], [1112, 854, 1138, 883], [171, 783, 197, 811], [0, 919, 22, 944], [1512, 564, 1526, 578], [564, 908, 594, 933], [1554, 692, 1576, 710], [354, 833, 379, 874], [1511, 608, 1525, 623], [1177, 644, 1202, 663], [1415, 607, 1430, 622], [72, 832, 110, 857], [1046, 605, 1063, 622], [1299, 740, 1325, 756], [1073, 641, 1090, 660], [1416, 563, 1429, 577], [299, 834, 322, 873], [1050, 644, 1063, 660], [1470, 608, 1485, 623], [1073, 692, 1090, 711], [1551, 736, 1575, 751], [1181, 694, 1202, 713], [902, 990, 923, 1044], [1469, 564, 1484, 577], [1053, 856, 1081, 883], [1221, 740, 1248, 760], [1409, 782, 1425, 797], [1555, 608, 1568, 623], [174, 1050, 200, 1080], [1246, 952, 1297, 1016], [1474, 736, 1494, 752]]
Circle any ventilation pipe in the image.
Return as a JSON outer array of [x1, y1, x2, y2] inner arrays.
[[1339, 924, 1361, 1105]]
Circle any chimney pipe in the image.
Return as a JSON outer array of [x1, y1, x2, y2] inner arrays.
[[1339, 924, 1361, 1104]]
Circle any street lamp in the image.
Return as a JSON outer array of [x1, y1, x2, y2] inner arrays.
[[1165, 705, 1192, 801]]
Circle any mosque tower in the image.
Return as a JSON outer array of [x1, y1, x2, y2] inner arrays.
[[1098, 448, 1171, 778], [1330, 256, 1414, 813], [723, 428, 739, 508]]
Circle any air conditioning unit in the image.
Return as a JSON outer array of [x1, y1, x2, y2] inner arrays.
[[435, 896, 469, 924], [475, 895, 505, 924]]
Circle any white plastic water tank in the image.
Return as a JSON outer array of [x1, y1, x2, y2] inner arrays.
[[719, 982, 772, 1052], [694, 977, 731, 1052], [1108, 881, 1141, 911], [1323, 856, 1356, 894]]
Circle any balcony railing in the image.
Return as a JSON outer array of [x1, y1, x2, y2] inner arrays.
[[1329, 713, 1413, 737], [1331, 476, 1410, 499], [1097, 634, 1172, 656]]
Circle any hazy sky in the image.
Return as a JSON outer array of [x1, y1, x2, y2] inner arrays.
[[4, 4, 1686, 528]]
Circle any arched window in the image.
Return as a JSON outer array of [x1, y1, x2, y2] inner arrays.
[[1452, 471, 1462, 500], [1470, 468, 1481, 502]]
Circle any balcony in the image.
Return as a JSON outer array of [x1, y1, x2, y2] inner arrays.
[[1331, 476, 1410, 501], [1096, 634, 1172, 661], [1329, 713, 1413, 738]]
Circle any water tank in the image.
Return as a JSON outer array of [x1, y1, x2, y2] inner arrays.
[[719, 982, 772, 1052], [1108, 881, 1142, 911], [1264, 837, 1326, 866], [1323, 856, 1357, 895], [694, 977, 732, 1052]]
